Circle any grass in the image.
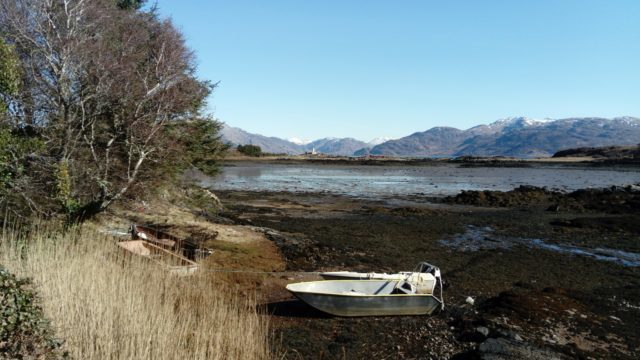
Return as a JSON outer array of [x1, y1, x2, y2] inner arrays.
[[0, 222, 271, 359]]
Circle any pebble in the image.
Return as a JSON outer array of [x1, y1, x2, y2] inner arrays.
[[466, 296, 475, 305], [476, 326, 490, 337]]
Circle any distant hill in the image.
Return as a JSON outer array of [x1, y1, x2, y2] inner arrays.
[[222, 117, 640, 157], [368, 117, 640, 158], [221, 125, 371, 155], [220, 124, 304, 154], [306, 138, 369, 156]]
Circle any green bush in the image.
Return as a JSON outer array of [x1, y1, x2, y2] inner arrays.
[[0, 266, 65, 358], [237, 144, 262, 157]]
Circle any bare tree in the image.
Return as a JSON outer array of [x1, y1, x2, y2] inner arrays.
[[1, 0, 214, 215]]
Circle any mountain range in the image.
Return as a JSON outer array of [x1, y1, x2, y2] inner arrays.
[[221, 124, 380, 156], [221, 117, 640, 158]]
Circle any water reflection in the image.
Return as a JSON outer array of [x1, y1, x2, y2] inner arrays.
[[439, 225, 640, 267]]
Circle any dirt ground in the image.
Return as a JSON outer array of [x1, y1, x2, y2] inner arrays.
[[215, 188, 640, 359]]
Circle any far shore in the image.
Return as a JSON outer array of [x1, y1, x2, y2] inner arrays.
[[221, 153, 639, 166]]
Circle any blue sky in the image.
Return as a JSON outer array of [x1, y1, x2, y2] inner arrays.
[[155, 0, 640, 141]]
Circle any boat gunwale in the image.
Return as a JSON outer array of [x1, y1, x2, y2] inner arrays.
[[117, 239, 199, 269], [286, 280, 440, 298]]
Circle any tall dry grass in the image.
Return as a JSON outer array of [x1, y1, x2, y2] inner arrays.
[[0, 223, 271, 359]]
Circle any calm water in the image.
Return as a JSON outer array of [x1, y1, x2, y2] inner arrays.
[[202, 162, 640, 198]]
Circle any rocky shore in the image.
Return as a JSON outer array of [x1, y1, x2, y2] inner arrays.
[[217, 184, 640, 359]]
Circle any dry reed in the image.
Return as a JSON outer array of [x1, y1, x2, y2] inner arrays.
[[0, 223, 271, 359]]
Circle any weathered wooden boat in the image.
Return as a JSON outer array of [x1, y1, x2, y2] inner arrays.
[[130, 224, 212, 259], [319, 262, 437, 281], [116, 240, 198, 275], [287, 266, 444, 316]]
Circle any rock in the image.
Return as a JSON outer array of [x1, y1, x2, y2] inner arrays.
[[476, 326, 490, 337], [466, 296, 475, 305], [478, 337, 563, 360], [546, 204, 560, 212], [496, 328, 523, 342]]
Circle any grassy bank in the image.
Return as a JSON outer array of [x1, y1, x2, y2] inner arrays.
[[0, 223, 270, 360]]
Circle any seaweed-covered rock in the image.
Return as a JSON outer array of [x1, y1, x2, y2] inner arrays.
[[443, 185, 560, 207], [441, 184, 640, 214]]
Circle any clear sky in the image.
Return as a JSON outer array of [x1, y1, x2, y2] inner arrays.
[[155, 0, 640, 141]]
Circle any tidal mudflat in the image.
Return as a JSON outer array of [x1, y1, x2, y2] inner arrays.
[[207, 162, 640, 359], [204, 161, 640, 198]]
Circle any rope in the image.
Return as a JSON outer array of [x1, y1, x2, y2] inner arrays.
[[103, 250, 321, 277], [195, 267, 321, 276]]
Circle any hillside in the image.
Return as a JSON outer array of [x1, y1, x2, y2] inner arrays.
[[221, 124, 304, 154], [221, 125, 370, 155], [369, 117, 640, 158], [222, 117, 640, 158]]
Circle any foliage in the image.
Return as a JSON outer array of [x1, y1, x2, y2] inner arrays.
[[0, 266, 65, 358], [55, 161, 80, 216], [117, 0, 146, 10], [0, 39, 20, 113], [165, 118, 230, 177], [0, 0, 226, 218], [237, 144, 262, 157], [0, 126, 47, 214]]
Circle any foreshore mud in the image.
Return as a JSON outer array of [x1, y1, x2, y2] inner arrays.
[[216, 185, 639, 359]]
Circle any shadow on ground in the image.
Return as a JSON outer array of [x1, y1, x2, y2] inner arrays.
[[260, 299, 330, 319]]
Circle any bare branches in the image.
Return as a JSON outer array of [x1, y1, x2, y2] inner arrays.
[[1, 0, 217, 216]]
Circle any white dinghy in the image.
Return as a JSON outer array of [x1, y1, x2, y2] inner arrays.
[[319, 262, 437, 281], [287, 264, 444, 316]]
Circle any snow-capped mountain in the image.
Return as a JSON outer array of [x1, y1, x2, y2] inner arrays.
[[367, 137, 394, 146], [488, 116, 553, 129], [287, 137, 312, 145], [221, 116, 640, 157], [367, 117, 640, 157]]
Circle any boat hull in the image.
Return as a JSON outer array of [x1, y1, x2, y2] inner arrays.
[[286, 280, 441, 317], [117, 240, 198, 275]]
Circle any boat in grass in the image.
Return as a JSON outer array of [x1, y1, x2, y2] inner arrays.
[[287, 263, 444, 316], [130, 224, 212, 259], [116, 239, 199, 275]]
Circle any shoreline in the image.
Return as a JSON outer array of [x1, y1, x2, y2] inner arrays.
[[221, 155, 640, 168]]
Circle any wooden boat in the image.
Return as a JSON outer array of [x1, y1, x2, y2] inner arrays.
[[130, 224, 212, 260], [287, 269, 444, 317], [319, 262, 437, 281], [131, 224, 178, 247], [116, 240, 198, 275]]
